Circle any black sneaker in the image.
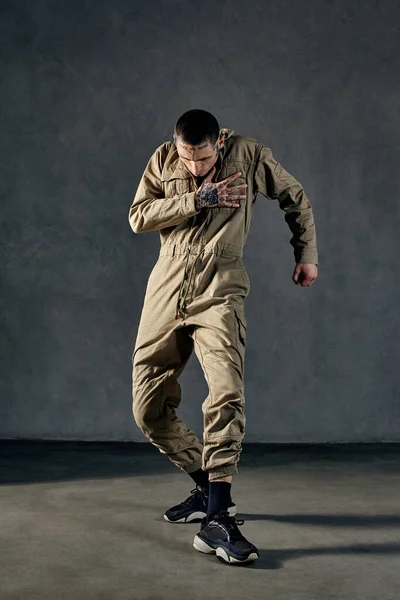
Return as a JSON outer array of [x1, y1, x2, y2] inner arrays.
[[164, 485, 237, 523], [193, 510, 259, 564]]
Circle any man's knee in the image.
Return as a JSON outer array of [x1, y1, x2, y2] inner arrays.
[[132, 397, 147, 432], [131, 374, 157, 436]]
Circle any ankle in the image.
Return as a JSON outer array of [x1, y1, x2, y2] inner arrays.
[[189, 467, 209, 491], [207, 481, 232, 519]]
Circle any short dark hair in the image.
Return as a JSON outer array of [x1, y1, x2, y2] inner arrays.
[[174, 109, 220, 147]]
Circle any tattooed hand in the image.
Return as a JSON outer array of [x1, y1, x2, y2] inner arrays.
[[195, 166, 247, 210]]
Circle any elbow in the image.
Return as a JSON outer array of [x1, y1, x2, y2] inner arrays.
[[129, 220, 144, 234], [128, 210, 144, 234], [129, 217, 153, 234], [129, 220, 139, 234], [128, 215, 139, 234]]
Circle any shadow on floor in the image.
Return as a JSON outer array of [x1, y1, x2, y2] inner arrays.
[[236, 511, 400, 527], [1, 441, 400, 574], [1, 440, 399, 485], [234, 541, 400, 570]]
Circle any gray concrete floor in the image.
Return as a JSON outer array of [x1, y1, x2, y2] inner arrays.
[[0, 442, 400, 600]]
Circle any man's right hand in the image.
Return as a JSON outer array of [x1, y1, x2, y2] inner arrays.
[[194, 166, 247, 210]]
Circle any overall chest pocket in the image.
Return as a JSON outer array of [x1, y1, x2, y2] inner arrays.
[[175, 179, 191, 195], [163, 179, 192, 197]]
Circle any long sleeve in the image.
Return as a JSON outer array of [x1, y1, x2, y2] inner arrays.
[[128, 145, 199, 234], [254, 145, 318, 265]]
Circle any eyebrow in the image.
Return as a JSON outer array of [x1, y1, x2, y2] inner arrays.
[[179, 155, 214, 161]]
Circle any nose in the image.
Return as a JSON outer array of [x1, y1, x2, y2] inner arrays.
[[190, 164, 202, 176]]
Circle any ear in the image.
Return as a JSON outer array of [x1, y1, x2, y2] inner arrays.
[[217, 134, 225, 149]]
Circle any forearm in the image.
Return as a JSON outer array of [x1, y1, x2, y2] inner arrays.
[[128, 144, 200, 234], [129, 191, 199, 233], [282, 191, 318, 265], [254, 144, 318, 265]]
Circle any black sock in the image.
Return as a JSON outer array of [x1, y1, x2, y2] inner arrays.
[[207, 482, 232, 519], [189, 468, 209, 492]]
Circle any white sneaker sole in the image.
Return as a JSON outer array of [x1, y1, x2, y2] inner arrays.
[[164, 504, 236, 523], [193, 535, 259, 564]]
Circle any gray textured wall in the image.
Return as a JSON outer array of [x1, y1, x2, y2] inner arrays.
[[1, 0, 399, 442]]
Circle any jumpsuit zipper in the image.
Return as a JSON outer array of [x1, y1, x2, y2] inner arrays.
[[174, 167, 222, 319], [175, 246, 192, 319]]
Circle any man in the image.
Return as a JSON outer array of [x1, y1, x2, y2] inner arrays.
[[128, 109, 318, 566]]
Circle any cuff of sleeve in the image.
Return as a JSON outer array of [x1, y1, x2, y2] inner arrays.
[[180, 192, 200, 216], [295, 248, 318, 265]]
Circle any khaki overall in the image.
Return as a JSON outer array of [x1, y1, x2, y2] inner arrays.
[[128, 129, 318, 480]]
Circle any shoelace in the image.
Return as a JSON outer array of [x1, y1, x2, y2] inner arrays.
[[217, 510, 244, 528], [212, 511, 248, 544], [209, 510, 247, 543], [183, 487, 208, 507]]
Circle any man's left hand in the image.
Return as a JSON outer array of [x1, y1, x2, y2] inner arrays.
[[292, 263, 318, 287]]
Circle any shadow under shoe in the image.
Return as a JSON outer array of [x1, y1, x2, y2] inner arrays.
[[164, 485, 236, 523], [193, 510, 259, 564]]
